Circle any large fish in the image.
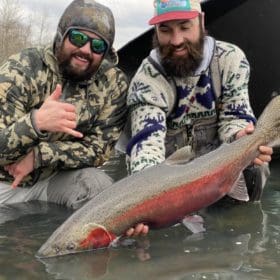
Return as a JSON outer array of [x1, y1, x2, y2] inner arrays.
[[37, 95, 280, 258]]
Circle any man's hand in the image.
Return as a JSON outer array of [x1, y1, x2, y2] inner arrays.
[[236, 123, 273, 165], [34, 85, 83, 138], [4, 150, 35, 188], [125, 223, 149, 237]]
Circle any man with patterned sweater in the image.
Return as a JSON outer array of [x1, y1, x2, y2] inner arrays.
[[125, 0, 272, 236], [0, 0, 128, 208]]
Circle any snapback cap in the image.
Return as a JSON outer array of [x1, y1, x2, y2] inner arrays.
[[149, 0, 201, 25]]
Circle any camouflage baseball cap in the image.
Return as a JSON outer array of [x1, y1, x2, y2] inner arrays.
[[54, 0, 115, 55]]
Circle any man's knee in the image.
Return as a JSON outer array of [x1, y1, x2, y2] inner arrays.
[[47, 168, 113, 209]]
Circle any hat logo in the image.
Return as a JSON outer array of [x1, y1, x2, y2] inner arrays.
[[159, 0, 188, 8], [157, 0, 191, 13]]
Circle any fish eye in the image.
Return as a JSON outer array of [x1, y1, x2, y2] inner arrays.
[[54, 245, 60, 253], [66, 243, 75, 251]]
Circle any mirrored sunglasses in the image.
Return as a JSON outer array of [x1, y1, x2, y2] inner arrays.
[[68, 29, 107, 55]]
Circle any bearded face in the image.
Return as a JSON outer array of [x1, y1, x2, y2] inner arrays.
[[153, 20, 205, 78], [56, 48, 100, 82], [56, 30, 104, 82]]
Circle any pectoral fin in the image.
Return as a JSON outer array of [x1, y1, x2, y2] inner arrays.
[[182, 214, 206, 234], [227, 173, 250, 201]]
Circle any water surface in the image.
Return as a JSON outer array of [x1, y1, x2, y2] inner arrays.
[[0, 155, 279, 280]]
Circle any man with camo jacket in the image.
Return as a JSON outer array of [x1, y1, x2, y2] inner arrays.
[[0, 0, 128, 208], [124, 0, 273, 236]]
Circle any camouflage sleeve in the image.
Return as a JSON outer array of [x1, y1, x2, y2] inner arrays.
[[217, 42, 256, 143], [0, 54, 48, 166], [33, 68, 128, 170]]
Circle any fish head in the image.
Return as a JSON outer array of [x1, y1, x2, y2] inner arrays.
[[36, 222, 116, 258]]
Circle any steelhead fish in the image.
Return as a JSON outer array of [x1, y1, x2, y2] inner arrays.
[[37, 95, 280, 258]]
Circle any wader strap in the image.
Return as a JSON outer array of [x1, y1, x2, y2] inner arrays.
[[209, 41, 222, 100]]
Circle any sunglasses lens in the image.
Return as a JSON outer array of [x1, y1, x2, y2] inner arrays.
[[69, 30, 88, 48], [92, 39, 107, 54], [68, 29, 107, 54]]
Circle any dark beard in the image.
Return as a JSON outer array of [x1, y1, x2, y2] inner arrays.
[[56, 50, 97, 82], [153, 31, 205, 78]]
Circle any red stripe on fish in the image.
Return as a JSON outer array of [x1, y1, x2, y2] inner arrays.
[[112, 165, 234, 230]]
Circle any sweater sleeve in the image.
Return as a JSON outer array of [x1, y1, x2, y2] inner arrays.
[[127, 59, 175, 173], [217, 41, 256, 142]]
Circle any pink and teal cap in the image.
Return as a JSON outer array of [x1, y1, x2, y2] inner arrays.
[[149, 0, 201, 25]]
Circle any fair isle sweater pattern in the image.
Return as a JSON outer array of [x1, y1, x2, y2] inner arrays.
[[127, 38, 256, 173]]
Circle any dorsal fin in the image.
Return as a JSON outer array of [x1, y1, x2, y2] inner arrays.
[[165, 146, 195, 165]]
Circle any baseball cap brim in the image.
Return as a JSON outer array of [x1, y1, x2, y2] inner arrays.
[[149, 11, 199, 25]]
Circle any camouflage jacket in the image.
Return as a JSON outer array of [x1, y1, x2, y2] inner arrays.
[[0, 46, 128, 186]]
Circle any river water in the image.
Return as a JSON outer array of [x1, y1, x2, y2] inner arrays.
[[0, 154, 279, 280]]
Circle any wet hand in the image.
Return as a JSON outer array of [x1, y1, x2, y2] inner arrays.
[[254, 145, 272, 165], [125, 223, 149, 237], [35, 84, 83, 138], [4, 150, 35, 188], [236, 123, 273, 165], [235, 122, 255, 139]]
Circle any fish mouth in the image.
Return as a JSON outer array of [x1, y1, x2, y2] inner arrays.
[[36, 252, 58, 259], [36, 248, 62, 259], [36, 242, 71, 259], [36, 247, 81, 259]]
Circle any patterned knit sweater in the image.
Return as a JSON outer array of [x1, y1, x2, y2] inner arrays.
[[127, 36, 256, 173]]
